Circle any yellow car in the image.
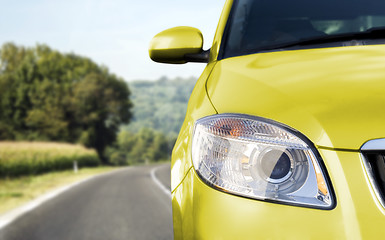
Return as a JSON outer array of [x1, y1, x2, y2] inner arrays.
[[150, 0, 385, 239]]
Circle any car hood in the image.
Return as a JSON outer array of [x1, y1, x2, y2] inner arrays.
[[207, 45, 385, 150]]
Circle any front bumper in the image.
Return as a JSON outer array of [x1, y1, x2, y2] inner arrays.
[[172, 148, 385, 239]]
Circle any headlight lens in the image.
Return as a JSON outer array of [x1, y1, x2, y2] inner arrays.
[[192, 114, 334, 209]]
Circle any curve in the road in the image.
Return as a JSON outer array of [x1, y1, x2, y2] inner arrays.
[[151, 166, 172, 199], [0, 163, 173, 240]]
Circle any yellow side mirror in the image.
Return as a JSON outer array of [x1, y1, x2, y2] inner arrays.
[[149, 26, 208, 64]]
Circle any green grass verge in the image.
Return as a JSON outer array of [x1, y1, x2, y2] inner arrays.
[[0, 166, 120, 215]]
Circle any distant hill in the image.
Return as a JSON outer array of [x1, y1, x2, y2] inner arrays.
[[122, 76, 197, 139]]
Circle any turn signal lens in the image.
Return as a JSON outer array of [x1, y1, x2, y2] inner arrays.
[[192, 114, 334, 209]]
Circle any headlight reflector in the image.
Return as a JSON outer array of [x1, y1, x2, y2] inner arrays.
[[192, 114, 334, 209]]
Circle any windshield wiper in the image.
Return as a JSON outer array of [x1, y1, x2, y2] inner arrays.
[[250, 26, 385, 53]]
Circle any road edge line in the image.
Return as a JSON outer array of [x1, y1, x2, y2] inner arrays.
[[151, 166, 172, 199]]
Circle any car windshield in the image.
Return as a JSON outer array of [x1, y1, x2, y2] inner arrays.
[[222, 0, 385, 58]]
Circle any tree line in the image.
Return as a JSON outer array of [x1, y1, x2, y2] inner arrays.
[[0, 43, 132, 163], [106, 128, 171, 166]]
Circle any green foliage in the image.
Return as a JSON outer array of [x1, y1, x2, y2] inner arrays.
[[112, 76, 196, 165], [0, 142, 100, 178], [109, 151, 127, 166], [106, 128, 171, 166], [0, 43, 133, 162], [123, 76, 196, 140]]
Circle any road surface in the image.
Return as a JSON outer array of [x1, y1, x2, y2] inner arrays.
[[0, 164, 173, 240]]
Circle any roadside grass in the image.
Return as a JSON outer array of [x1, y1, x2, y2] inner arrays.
[[0, 166, 120, 215]]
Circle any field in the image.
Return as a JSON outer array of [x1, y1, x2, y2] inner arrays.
[[0, 142, 100, 178]]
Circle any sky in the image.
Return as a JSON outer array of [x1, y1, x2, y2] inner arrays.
[[0, 0, 226, 81]]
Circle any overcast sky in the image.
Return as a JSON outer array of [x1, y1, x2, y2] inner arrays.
[[0, 0, 226, 81]]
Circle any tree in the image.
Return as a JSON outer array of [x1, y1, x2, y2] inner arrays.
[[150, 132, 169, 161], [0, 43, 133, 163], [108, 128, 171, 165]]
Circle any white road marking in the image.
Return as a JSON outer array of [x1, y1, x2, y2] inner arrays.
[[151, 166, 172, 199], [0, 167, 130, 231]]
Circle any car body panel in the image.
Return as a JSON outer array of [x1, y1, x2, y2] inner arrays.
[[171, 44, 385, 239], [206, 45, 385, 150]]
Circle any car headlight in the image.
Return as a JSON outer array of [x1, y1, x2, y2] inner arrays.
[[192, 114, 335, 209]]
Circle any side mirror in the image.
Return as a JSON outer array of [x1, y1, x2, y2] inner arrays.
[[149, 26, 209, 64]]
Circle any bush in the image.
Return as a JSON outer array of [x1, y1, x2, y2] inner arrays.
[[0, 141, 100, 178], [110, 152, 127, 166], [109, 128, 171, 165]]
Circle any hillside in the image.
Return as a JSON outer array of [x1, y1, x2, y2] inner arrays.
[[123, 76, 197, 139]]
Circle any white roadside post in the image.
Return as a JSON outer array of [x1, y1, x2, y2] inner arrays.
[[73, 160, 78, 173]]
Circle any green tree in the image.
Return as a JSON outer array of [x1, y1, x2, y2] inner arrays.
[[110, 128, 171, 165], [150, 132, 169, 161], [0, 43, 132, 163], [129, 128, 155, 163]]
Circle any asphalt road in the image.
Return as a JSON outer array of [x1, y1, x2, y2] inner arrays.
[[0, 164, 173, 240]]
